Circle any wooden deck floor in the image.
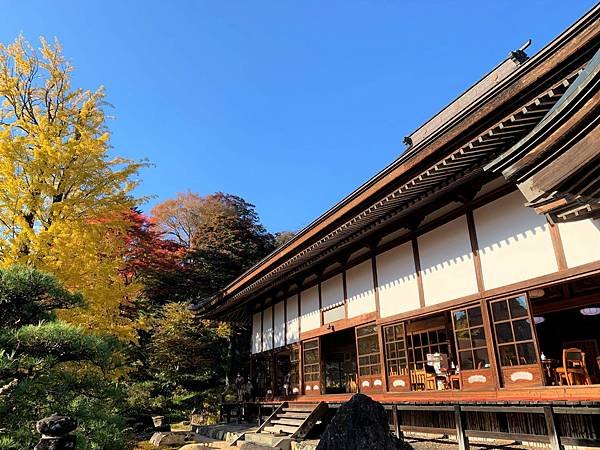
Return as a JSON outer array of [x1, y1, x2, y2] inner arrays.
[[279, 384, 600, 404]]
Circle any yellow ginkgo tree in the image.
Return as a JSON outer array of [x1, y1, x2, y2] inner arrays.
[[0, 35, 147, 341]]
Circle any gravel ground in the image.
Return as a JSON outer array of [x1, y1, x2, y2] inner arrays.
[[405, 435, 542, 450]]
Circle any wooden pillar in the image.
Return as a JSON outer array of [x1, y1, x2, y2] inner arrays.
[[258, 403, 262, 426], [466, 210, 485, 293], [372, 254, 388, 391], [481, 298, 501, 389], [412, 238, 425, 308], [454, 405, 469, 450], [393, 404, 401, 439], [549, 222, 567, 271], [544, 406, 562, 450]]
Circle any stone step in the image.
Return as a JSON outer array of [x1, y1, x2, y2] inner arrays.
[[264, 424, 297, 435], [243, 432, 292, 450], [271, 418, 304, 426], [277, 411, 310, 420], [283, 403, 317, 411], [240, 443, 278, 450]]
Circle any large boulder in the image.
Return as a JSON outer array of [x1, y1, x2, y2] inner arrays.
[[316, 394, 412, 450], [149, 431, 187, 446]]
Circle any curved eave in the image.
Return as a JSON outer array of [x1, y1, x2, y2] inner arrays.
[[486, 47, 600, 222]]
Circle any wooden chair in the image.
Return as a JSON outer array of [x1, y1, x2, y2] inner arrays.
[[410, 369, 426, 391], [556, 348, 592, 386], [423, 363, 439, 390]]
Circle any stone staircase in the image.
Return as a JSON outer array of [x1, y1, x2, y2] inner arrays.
[[232, 402, 327, 449]]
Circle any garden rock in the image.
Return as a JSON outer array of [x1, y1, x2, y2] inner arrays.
[[149, 431, 187, 446], [316, 393, 413, 450], [34, 414, 77, 450]]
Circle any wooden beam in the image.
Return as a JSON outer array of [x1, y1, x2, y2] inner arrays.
[[342, 270, 349, 319], [318, 282, 323, 327], [284, 297, 288, 346], [549, 222, 568, 271], [466, 210, 485, 293], [372, 254, 388, 392], [412, 238, 426, 308]]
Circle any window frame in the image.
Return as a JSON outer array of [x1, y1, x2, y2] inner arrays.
[[489, 294, 539, 368], [355, 323, 382, 377], [406, 326, 452, 371], [383, 322, 409, 377], [451, 304, 490, 371], [302, 338, 320, 383]]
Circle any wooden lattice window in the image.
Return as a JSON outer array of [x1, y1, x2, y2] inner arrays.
[[452, 305, 490, 370], [303, 339, 320, 382], [383, 323, 409, 376], [490, 295, 538, 367], [356, 324, 381, 376]]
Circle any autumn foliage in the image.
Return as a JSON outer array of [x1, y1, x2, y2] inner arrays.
[[0, 35, 291, 449]]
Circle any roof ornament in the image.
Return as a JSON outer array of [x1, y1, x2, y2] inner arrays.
[[510, 39, 532, 64]]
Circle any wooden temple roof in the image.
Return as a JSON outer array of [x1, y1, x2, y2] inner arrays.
[[191, 4, 600, 322], [486, 46, 600, 223]]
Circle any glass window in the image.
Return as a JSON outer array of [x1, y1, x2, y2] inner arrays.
[[452, 305, 490, 371], [356, 324, 381, 377], [490, 296, 538, 367], [383, 323, 408, 377], [407, 326, 452, 371]]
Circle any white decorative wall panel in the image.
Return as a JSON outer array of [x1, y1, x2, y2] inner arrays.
[[273, 301, 285, 349], [286, 295, 299, 344], [558, 219, 600, 268], [251, 311, 262, 354], [262, 306, 273, 351], [376, 241, 420, 317], [321, 274, 344, 309], [419, 215, 478, 306], [474, 190, 558, 290], [300, 286, 320, 332], [346, 259, 376, 318]]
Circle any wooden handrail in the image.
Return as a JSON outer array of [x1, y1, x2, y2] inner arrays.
[[228, 401, 286, 446], [291, 402, 328, 440]]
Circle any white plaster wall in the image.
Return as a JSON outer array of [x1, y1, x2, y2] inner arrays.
[[376, 241, 421, 317], [474, 190, 558, 290], [321, 274, 344, 309], [418, 215, 478, 305], [262, 306, 273, 351], [300, 286, 320, 332], [273, 301, 285, 349], [251, 311, 262, 354], [346, 259, 376, 318], [286, 295, 299, 344], [558, 218, 600, 268]]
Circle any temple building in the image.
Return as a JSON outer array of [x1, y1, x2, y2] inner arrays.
[[191, 5, 600, 448]]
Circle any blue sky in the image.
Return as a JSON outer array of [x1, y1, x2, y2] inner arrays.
[[1, 1, 596, 233]]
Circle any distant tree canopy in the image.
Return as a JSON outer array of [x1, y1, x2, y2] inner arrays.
[[148, 192, 277, 303], [274, 230, 296, 247]]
